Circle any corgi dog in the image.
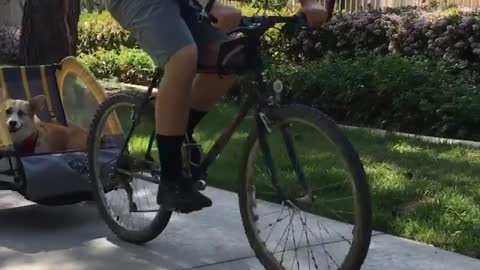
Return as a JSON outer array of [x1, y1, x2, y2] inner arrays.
[[3, 94, 88, 155]]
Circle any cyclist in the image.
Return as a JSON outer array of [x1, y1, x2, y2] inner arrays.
[[106, 0, 328, 213]]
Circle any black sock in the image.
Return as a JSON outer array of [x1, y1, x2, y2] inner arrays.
[[156, 134, 185, 182], [186, 109, 207, 165], [186, 109, 207, 142]]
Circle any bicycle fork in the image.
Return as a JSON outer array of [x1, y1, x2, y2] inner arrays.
[[255, 107, 313, 207], [255, 110, 287, 202]]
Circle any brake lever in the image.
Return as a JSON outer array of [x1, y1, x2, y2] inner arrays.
[[227, 25, 257, 36], [208, 14, 307, 36], [226, 16, 261, 36]]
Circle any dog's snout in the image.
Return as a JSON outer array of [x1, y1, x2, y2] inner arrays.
[[8, 120, 17, 128]]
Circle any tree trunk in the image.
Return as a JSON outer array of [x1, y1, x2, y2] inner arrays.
[[19, 0, 80, 65]]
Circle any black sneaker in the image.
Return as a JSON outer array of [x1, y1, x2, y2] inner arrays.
[[156, 179, 212, 213]]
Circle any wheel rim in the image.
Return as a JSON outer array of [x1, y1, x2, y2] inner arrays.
[[244, 117, 368, 270], [91, 99, 164, 232]]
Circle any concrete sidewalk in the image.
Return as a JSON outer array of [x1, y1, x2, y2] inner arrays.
[[0, 188, 478, 270]]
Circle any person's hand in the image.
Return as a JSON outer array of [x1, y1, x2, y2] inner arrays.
[[299, 0, 328, 28], [209, 2, 242, 31]]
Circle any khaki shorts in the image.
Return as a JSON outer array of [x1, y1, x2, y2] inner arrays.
[[107, 0, 227, 67]]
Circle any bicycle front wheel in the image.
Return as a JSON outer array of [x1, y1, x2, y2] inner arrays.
[[88, 93, 172, 244], [239, 104, 372, 270]]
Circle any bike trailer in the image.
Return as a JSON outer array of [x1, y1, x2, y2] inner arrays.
[[0, 56, 122, 205]]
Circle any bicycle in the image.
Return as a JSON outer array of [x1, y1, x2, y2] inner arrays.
[[87, 4, 372, 269]]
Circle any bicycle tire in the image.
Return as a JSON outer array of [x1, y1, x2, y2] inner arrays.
[[238, 104, 372, 270], [88, 93, 172, 244]]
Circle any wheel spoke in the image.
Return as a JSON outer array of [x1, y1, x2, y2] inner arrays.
[[273, 205, 295, 255], [260, 213, 289, 233], [317, 219, 352, 245], [299, 213, 321, 270], [288, 209, 301, 270], [279, 208, 295, 264], [262, 208, 287, 243]]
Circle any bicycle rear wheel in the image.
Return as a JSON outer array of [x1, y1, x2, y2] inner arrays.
[[88, 93, 172, 244], [239, 104, 372, 270]]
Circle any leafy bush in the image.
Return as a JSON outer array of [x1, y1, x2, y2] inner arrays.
[[78, 11, 136, 54], [77, 48, 118, 79], [116, 47, 157, 85], [78, 47, 157, 85], [281, 7, 480, 75], [235, 54, 480, 140]]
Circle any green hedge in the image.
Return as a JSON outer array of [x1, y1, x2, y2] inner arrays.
[[263, 54, 480, 140], [78, 47, 157, 85], [78, 11, 136, 54], [280, 7, 480, 75], [78, 46, 480, 140]]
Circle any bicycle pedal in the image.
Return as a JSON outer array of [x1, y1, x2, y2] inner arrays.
[[129, 202, 138, 212], [194, 180, 207, 191], [183, 142, 201, 147], [151, 169, 161, 178]]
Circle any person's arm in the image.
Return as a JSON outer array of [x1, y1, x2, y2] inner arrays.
[[300, 0, 317, 5], [205, 0, 242, 31], [298, 0, 328, 28]]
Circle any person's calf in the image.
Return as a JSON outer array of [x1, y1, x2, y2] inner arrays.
[[185, 109, 208, 179], [187, 109, 207, 140], [190, 42, 235, 112], [155, 44, 198, 135], [155, 44, 197, 186]]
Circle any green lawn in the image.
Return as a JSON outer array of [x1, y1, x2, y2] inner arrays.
[[124, 102, 479, 258]]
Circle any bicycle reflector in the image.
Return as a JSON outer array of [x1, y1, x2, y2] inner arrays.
[[273, 80, 283, 94]]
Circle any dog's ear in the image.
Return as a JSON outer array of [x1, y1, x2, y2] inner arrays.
[[29, 95, 47, 114]]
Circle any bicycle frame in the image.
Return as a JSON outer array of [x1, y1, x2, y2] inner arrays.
[[115, 15, 302, 197]]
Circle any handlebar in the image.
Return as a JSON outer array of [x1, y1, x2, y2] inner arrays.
[[238, 13, 306, 27], [207, 0, 336, 26], [200, 0, 336, 74], [204, 0, 336, 37]]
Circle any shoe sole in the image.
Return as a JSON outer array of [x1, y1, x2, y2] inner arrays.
[[156, 184, 212, 214], [157, 197, 212, 214], [163, 203, 212, 214]]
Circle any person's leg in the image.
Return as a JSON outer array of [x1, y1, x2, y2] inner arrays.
[[108, 0, 212, 212], [186, 48, 235, 172], [155, 44, 197, 181], [183, 18, 236, 168], [188, 72, 235, 136]]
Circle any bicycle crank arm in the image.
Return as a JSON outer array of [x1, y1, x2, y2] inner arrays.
[[116, 169, 162, 185], [129, 209, 161, 213]]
